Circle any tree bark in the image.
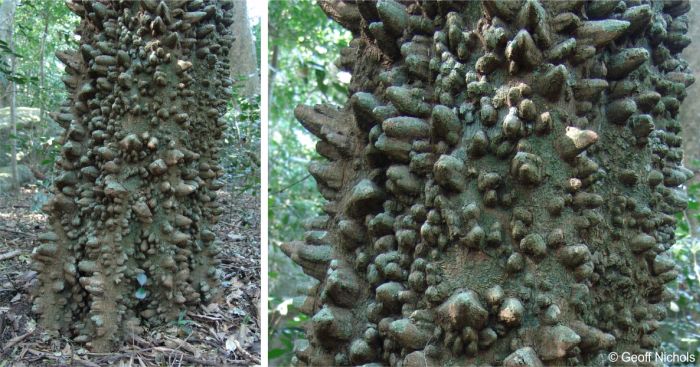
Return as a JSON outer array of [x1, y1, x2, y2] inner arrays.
[[0, 0, 16, 109], [680, 4, 700, 237], [269, 43, 278, 106], [229, 1, 259, 98], [285, 1, 694, 366], [8, 0, 17, 189], [34, 10, 50, 169], [33, 0, 234, 352]]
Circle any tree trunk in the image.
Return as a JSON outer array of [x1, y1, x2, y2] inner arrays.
[[0, 0, 16, 109], [229, 1, 259, 98], [8, 0, 17, 189], [285, 1, 694, 366], [269, 43, 278, 106], [34, 10, 50, 169], [680, 4, 700, 237], [32, 0, 234, 352]]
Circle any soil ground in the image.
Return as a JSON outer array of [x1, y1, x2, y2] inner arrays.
[[0, 186, 261, 366]]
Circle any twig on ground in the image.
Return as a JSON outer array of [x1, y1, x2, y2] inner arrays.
[[152, 346, 221, 366], [0, 249, 22, 261], [0, 227, 36, 237], [24, 348, 101, 367], [127, 332, 151, 347], [3, 331, 34, 351], [188, 312, 225, 322], [232, 344, 261, 365], [164, 335, 198, 355], [72, 357, 102, 367]]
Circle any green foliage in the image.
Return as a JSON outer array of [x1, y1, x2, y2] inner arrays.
[[267, 1, 351, 364], [662, 180, 700, 361], [252, 19, 261, 69], [222, 88, 261, 196], [268, 292, 309, 362], [170, 310, 194, 335], [11, 0, 79, 107], [220, 9, 261, 197], [675, 182, 700, 238], [661, 238, 700, 360], [0, 39, 34, 84], [0, 0, 79, 178]]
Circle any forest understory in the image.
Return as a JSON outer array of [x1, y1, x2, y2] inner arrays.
[[0, 186, 261, 367]]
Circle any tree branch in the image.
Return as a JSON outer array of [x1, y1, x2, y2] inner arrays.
[[318, 0, 362, 34]]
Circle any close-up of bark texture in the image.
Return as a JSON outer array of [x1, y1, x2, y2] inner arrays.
[[284, 0, 695, 365], [31, 0, 233, 352]]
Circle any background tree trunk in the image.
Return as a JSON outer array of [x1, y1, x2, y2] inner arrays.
[[285, 1, 693, 366], [229, 1, 259, 98], [0, 0, 17, 109], [268, 43, 278, 107], [33, 10, 50, 168], [8, 0, 17, 189], [680, 4, 700, 237], [33, 0, 234, 352]]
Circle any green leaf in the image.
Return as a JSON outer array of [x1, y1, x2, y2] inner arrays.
[[135, 287, 148, 300], [314, 69, 327, 93], [280, 334, 294, 349], [268, 348, 288, 359]]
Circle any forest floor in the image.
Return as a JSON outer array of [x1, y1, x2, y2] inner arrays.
[[0, 186, 261, 366]]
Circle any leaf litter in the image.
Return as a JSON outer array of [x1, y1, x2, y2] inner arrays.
[[0, 187, 261, 366]]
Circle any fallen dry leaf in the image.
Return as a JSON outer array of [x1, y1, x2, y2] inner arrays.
[[237, 323, 254, 347], [225, 334, 238, 352], [227, 232, 244, 241], [202, 303, 221, 314], [62, 343, 72, 356]]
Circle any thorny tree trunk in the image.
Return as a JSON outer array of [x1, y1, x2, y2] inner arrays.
[[0, 0, 16, 109], [285, 1, 694, 366], [229, 1, 259, 98], [33, 0, 234, 352]]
